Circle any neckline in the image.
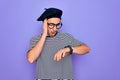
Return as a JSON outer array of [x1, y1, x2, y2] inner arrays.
[[47, 32, 59, 38]]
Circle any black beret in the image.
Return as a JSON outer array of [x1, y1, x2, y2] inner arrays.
[[37, 8, 63, 21]]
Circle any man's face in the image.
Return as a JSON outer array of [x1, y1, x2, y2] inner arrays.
[[47, 18, 61, 37]]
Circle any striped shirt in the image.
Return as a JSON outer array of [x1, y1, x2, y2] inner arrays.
[[29, 32, 82, 80]]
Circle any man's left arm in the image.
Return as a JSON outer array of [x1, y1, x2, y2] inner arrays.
[[72, 43, 90, 55], [54, 43, 90, 61]]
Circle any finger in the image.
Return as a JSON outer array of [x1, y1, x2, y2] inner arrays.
[[58, 52, 62, 61], [54, 49, 63, 61], [62, 53, 64, 58], [54, 53, 60, 61], [63, 51, 67, 58], [44, 18, 47, 23], [43, 19, 48, 28], [59, 49, 64, 61], [43, 19, 47, 27], [42, 19, 48, 36], [62, 52, 65, 58], [57, 53, 60, 61], [62, 49, 66, 57], [54, 54, 57, 61]]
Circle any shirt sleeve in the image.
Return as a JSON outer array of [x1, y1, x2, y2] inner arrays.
[[28, 36, 40, 50], [66, 33, 83, 47]]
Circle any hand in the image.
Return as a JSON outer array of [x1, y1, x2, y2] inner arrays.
[[42, 19, 48, 36], [53, 48, 70, 61]]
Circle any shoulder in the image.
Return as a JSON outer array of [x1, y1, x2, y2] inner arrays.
[[58, 32, 73, 37], [30, 35, 40, 41], [59, 32, 72, 36]]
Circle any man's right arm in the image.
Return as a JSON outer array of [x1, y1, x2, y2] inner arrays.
[[26, 19, 48, 64]]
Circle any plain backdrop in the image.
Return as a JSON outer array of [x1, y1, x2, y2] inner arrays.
[[0, 0, 120, 80]]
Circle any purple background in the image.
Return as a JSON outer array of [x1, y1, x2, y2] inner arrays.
[[0, 0, 120, 80]]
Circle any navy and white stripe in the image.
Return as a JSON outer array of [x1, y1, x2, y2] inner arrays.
[[29, 32, 82, 80]]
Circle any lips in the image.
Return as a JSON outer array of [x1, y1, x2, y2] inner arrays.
[[51, 32, 56, 34]]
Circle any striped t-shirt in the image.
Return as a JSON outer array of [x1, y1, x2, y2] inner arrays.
[[29, 32, 82, 80]]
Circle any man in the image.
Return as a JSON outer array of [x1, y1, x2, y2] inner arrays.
[[27, 8, 90, 80]]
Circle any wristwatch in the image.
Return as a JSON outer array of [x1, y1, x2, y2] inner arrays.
[[64, 45, 73, 54]]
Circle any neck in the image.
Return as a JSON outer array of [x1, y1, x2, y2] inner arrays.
[[47, 31, 58, 37]]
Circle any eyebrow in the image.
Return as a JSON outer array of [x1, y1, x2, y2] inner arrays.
[[47, 23, 61, 25]]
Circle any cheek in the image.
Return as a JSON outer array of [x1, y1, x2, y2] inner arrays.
[[48, 28, 52, 33]]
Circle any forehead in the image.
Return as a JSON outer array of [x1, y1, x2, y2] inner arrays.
[[47, 18, 61, 23]]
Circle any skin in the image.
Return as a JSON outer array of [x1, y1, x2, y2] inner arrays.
[[47, 18, 60, 37], [27, 18, 90, 63]]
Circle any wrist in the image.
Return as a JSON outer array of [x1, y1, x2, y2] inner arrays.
[[64, 45, 73, 54], [64, 47, 70, 53], [41, 33, 47, 37]]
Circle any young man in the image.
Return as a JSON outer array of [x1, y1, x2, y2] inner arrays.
[[27, 8, 90, 80]]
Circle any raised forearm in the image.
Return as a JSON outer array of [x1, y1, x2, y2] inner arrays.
[[27, 34, 46, 63], [72, 43, 90, 55], [27, 19, 48, 63]]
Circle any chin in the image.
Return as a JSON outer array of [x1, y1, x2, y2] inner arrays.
[[49, 32, 57, 37], [49, 33, 55, 36], [50, 34, 55, 37]]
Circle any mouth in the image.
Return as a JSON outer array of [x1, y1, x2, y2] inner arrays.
[[51, 31, 56, 34], [49, 31, 57, 37]]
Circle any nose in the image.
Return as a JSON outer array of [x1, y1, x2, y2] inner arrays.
[[53, 26, 58, 31]]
